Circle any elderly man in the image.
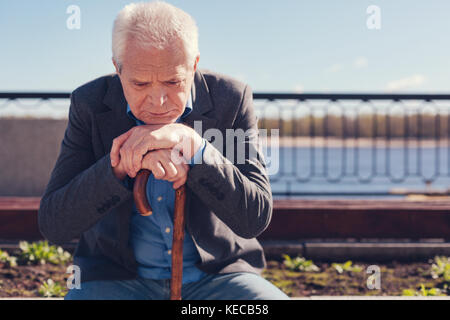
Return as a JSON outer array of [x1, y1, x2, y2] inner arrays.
[[38, 1, 288, 300]]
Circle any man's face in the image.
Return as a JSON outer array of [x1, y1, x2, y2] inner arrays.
[[114, 40, 199, 125]]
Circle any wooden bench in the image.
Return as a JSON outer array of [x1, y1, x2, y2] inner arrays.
[[0, 197, 42, 240], [1, 197, 450, 241]]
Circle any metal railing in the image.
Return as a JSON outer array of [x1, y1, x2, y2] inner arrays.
[[254, 93, 450, 197], [1, 92, 450, 198]]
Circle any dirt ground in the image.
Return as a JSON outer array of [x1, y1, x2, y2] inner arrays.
[[0, 262, 68, 297], [262, 260, 448, 297], [1, 257, 448, 297]]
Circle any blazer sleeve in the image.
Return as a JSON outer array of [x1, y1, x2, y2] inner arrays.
[[186, 84, 273, 239], [38, 91, 133, 245]]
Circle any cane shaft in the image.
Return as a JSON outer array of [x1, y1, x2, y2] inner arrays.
[[133, 169, 186, 300], [170, 185, 186, 300]]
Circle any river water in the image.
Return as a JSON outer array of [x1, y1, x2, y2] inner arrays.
[[262, 146, 450, 199]]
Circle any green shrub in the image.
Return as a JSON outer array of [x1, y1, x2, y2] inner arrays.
[[0, 249, 17, 267], [18, 241, 71, 265], [38, 279, 67, 298], [430, 256, 450, 282], [331, 261, 363, 274], [402, 284, 446, 296], [282, 254, 320, 272]]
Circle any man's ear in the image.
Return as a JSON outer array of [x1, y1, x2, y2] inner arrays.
[[193, 54, 200, 72], [112, 58, 120, 75]]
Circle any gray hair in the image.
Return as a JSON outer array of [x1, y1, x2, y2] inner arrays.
[[112, 1, 199, 73]]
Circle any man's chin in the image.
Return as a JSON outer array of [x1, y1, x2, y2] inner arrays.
[[143, 117, 177, 125]]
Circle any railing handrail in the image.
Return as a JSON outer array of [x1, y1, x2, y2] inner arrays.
[[253, 93, 450, 101], [2, 92, 450, 101], [0, 92, 70, 99]]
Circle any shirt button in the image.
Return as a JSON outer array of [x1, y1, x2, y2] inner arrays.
[[165, 227, 171, 233], [157, 196, 163, 202], [167, 250, 172, 255]]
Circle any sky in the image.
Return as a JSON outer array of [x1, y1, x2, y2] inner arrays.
[[0, 0, 449, 93]]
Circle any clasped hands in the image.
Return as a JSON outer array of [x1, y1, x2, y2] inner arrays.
[[110, 123, 203, 189]]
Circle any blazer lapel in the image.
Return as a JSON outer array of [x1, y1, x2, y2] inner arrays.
[[181, 70, 220, 229], [182, 69, 218, 132], [96, 75, 136, 155]]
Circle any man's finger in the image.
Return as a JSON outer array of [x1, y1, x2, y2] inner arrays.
[[154, 161, 166, 179], [164, 161, 178, 180], [131, 142, 151, 173], [172, 162, 189, 189], [142, 153, 166, 179], [111, 130, 133, 166]]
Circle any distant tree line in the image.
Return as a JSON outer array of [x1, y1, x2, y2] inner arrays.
[[257, 114, 450, 138]]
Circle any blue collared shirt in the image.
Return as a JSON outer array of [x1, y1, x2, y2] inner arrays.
[[124, 95, 207, 283]]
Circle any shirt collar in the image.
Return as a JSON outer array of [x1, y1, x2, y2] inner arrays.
[[126, 93, 193, 124]]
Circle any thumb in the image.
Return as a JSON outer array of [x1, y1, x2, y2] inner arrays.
[[111, 130, 133, 166]]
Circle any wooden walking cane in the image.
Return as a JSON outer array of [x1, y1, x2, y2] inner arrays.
[[133, 169, 186, 300]]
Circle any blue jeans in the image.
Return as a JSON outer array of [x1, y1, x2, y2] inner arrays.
[[64, 272, 290, 300]]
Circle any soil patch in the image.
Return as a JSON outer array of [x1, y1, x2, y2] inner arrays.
[[0, 256, 448, 297]]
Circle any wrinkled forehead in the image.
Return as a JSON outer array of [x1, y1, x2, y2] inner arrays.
[[122, 38, 190, 73], [125, 62, 189, 81]]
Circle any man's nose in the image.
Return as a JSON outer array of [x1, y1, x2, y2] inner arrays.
[[149, 86, 167, 107]]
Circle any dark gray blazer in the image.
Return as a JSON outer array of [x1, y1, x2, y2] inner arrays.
[[38, 69, 273, 283]]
